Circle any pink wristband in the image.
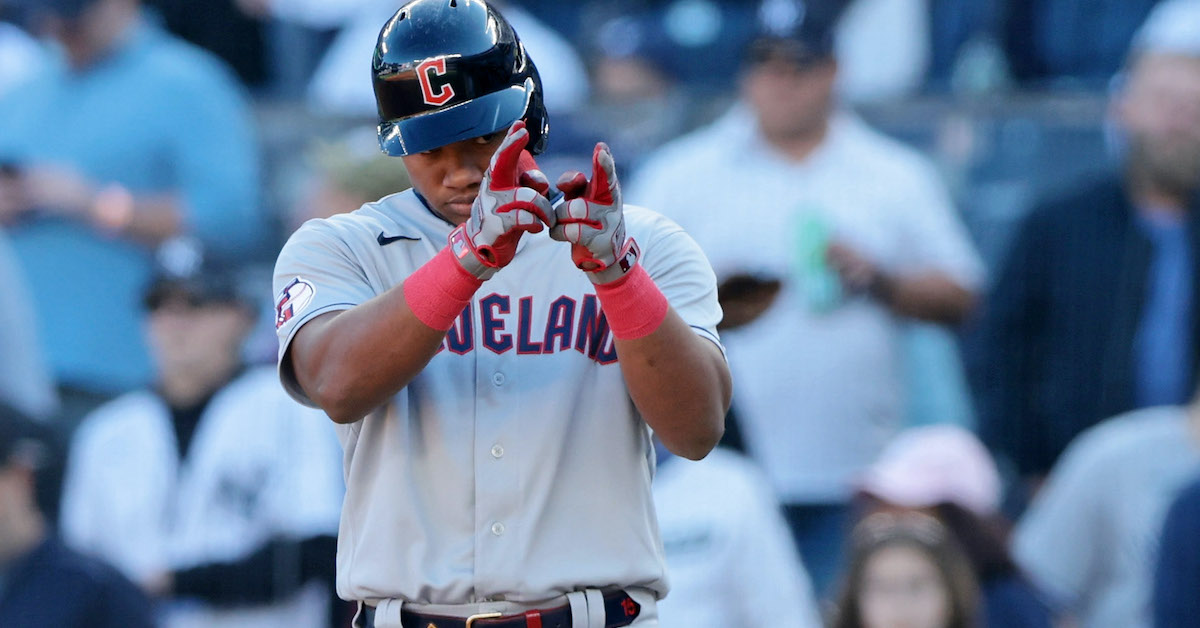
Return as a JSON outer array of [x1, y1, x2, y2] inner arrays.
[[403, 247, 484, 331], [594, 263, 669, 340]]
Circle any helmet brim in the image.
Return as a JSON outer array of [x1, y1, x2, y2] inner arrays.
[[377, 81, 533, 157]]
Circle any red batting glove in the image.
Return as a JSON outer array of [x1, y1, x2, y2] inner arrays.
[[550, 142, 638, 285], [449, 121, 556, 279]]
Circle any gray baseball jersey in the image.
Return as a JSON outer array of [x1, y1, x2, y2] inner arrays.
[[273, 189, 723, 606]]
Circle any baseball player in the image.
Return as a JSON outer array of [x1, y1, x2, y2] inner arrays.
[[272, 1, 732, 626]]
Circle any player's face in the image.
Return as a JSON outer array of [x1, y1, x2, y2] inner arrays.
[[401, 131, 508, 225], [857, 545, 953, 628]]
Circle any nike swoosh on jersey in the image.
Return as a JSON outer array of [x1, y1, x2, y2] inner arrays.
[[377, 232, 421, 246]]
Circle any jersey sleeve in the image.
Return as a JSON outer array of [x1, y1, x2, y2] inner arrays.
[[273, 219, 377, 406], [629, 208, 724, 353]]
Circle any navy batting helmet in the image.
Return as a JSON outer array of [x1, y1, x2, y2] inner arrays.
[[372, 0, 548, 157]]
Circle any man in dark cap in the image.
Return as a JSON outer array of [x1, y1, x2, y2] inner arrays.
[[630, 0, 984, 596], [0, 402, 156, 627], [59, 244, 345, 628]]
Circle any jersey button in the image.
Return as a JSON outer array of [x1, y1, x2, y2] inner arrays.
[[492, 372, 506, 386], [491, 521, 505, 536], [491, 444, 504, 459]]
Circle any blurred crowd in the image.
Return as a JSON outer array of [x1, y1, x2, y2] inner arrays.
[[0, 0, 1199, 626]]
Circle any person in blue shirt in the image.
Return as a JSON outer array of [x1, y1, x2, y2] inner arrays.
[[0, 0, 266, 429], [0, 402, 156, 627]]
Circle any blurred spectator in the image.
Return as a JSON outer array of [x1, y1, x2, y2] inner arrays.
[[925, 0, 1006, 92], [287, 127, 412, 231], [1153, 472, 1200, 628], [60, 244, 344, 628], [582, 0, 933, 103], [0, 0, 266, 430], [0, 228, 57, 420], [832, 512, 979, 628], [145, 0, 268, 89], [236, 0, 370, 29], [857, 425, 1053, 628], [307, 0, 587, 118], [576, 11, 697, 174], [629, 0, 984, 596], [652, 440, 824, 627], [0, 4, 42, 98], [1000, 0, 1161, 89], [581, 0, 932, 106], [1011, 384, 1200, 628], [973, 0, 1200, 487], [0, 402, 156, 627], [928, 0, 1166, 92], [228, 0, 374, 100]]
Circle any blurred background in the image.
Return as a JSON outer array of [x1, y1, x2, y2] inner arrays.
[[1, 0, 1199, 626]]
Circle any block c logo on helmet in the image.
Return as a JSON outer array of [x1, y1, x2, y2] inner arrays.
[[416, 58, 455, 106]]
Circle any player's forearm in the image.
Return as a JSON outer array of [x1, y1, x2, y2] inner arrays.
[[874, 272, 976, 325], [589, 257, 729, 459], [616, 309, 730, 460], [291, 290, 448, 423]]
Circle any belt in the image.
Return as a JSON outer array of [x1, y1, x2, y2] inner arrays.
[[359, 590, 641, 628]]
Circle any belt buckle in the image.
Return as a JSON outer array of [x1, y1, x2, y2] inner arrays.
[[464, 612, 503, 628]]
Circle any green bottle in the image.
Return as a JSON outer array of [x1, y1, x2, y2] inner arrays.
[[793, 211, 842, 312]]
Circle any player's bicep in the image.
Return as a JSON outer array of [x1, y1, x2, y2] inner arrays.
[[281, 311, 345, 409], [637, 217, 732, 408]]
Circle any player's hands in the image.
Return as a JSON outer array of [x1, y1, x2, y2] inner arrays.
[[448, 121, 555, 280], [550, 142, 639, 285]]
